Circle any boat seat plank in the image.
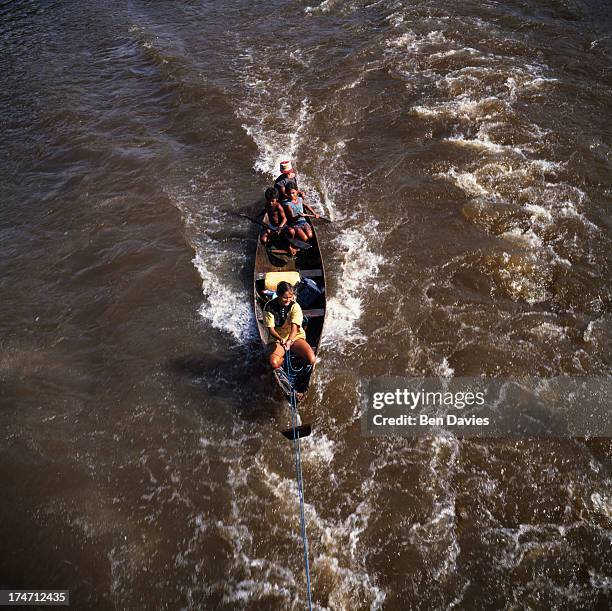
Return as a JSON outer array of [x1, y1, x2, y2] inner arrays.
[[299, 269, 323, 278], [303, 309, 325, 317]]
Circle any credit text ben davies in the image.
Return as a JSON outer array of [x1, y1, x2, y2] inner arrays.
[[371, 388, 490, 427]]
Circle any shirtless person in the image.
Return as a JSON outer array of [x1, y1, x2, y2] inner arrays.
[[259, 187, 294, 246]]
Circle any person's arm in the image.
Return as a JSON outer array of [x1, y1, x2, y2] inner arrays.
[[303, 202, 320, 218], [268, 326, 286, 344], [285, 323, 300, 348], [277, 184, 287, 200], [285, 303, 303, 349]]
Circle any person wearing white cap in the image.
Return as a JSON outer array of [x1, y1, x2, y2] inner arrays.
[[274, 159, 305, 201]]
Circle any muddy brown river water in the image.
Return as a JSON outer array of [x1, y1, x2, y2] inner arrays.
[[1, 0, 611, 608]]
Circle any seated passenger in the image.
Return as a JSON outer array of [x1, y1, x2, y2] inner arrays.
[[282, 182, 319, 242], [260, 187, 294, 246], [274, 159, 306, 201], [265, 281, 316, 370]]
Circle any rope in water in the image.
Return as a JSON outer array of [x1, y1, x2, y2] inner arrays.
[[284, 351, 313, 610]]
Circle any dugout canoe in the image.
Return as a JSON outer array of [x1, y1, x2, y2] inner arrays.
[[253, 215, 326, 403]]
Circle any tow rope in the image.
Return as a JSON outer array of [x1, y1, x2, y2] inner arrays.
[[284, 351, 313, 610]]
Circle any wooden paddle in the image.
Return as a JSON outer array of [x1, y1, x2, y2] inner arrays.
[[302, 213, 333, 223], [237, 214, 312, 250]]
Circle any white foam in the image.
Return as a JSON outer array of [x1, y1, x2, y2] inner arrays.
[[443, 167, 497, 198], [530, 159, 564, 174], [497, 253, 552, 304], [323, 228, 384, 349], [591, 492, 612, 519], [387, 11, 404, 27], [387, 30, 418, 49], [289, 48, 309, 67], [255, 458, 386, 608], [338, 75, 365, 91], [302, 432, 335, 465], [243, 95, 310, 176], [529, 322, 567, 340], [304, 0, 333, 15], [413, 95, 506, 119], [448, 580, 472, 609], [309, 139, 353, 220], [446, 133, 525, 157], [390, 29, 449, 51], [525, 203, 553, 222], [314, 554, 386, 610], [233, 44, 311, 178], [584, 321, 597, 343], [288, 98, 310, 167], [436, 357, 455, 378], [429, 47, 479, 60], [324, 289, 361, 333], [407, 436, 461, 580], [500, 227, 543, 249], [589, 568, 612, 592], [193, 250, 257, 343]]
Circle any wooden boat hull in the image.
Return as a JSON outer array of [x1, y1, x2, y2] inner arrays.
[[253, 216, 326, 403]]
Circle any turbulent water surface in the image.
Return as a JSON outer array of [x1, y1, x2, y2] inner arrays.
[[1, 0, 611, 608]]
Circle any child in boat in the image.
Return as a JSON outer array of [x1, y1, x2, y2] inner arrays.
[[265, 281, 316, 370], [259, 187, 294, 246], [282, 182, 319, 242], [274, 159, 306, 201]]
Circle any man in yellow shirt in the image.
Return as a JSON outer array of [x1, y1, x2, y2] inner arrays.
[[264, 281, 316, 370]]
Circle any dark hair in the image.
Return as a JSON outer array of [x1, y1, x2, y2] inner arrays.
[[276, 281, 295, 296], [265, 187, 279, 201], [285, 182, 298, 193]]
